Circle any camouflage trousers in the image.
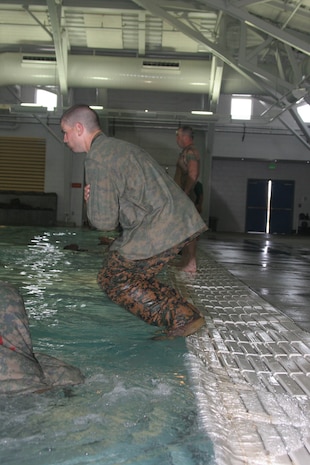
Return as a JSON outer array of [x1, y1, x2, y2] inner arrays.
[[0, 281, 84, 395], [97, 236, 205, 336]]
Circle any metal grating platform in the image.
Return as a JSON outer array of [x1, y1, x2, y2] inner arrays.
[[169, 251, 310, 465]]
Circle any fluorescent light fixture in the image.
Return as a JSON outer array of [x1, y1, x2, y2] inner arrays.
[[21, 103, 42, 107], [191, 110, 213, 115], [90, 105, 104, 110]]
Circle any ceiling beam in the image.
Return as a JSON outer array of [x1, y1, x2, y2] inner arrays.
[[132, 0, 309, 103], [131, 0, 266, 93], [23, 4, 53, 40], [280, 113, 310, 150], [233, 0, 278, 6], [138, 11, 146, 55], [198, 0, 310, 55], [280, 0, 303, 29], [288, 107, 310, 145], [46, 0, 68, 101], [209, 57, 224, 112]]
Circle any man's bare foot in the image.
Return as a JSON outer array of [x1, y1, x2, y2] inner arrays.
[[179, 258, 197, 273], [180, 264, 197, 273]]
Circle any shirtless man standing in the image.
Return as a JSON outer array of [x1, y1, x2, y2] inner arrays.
[[174, 126, 201, 273]]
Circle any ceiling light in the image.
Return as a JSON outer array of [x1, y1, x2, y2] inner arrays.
[[191, 110, 213, 115], [21, 103, 42, 107]]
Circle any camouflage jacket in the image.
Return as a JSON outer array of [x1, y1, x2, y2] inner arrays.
[[85, 134, 207, 260]]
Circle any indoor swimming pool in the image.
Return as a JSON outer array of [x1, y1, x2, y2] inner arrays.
[[0, 226, 214, 465]]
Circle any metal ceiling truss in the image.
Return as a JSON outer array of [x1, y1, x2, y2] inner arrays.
[[131, 0, 310, 142], [1, 0, 310, 144]]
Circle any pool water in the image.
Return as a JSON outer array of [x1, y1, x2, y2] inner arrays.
[[0, 226, 214, 465]]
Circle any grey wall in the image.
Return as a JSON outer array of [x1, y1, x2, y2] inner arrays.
[[0, 90, 310, 231], [210, 158, 310, 233]]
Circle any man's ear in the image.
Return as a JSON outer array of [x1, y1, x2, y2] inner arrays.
[[76, 122, 84, 135]]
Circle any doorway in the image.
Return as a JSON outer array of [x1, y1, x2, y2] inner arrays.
[[245, 179, 294, 234]]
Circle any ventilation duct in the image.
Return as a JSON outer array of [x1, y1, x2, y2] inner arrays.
[[0, 53, 211, 93], [142, 60, 180, 70], [4, 52, 306, 95], [22, 55, 57, 64]]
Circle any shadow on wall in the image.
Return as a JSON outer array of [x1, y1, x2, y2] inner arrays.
[[209, 187, 242, 232]]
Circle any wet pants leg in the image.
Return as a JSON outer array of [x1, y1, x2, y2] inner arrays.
[[0, 281, 84, 395], [97, 242, 205, 336], [0, 281, 47, 394]]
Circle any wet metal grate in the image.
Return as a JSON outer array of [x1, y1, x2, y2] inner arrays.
[[168, 251, 310, 465]]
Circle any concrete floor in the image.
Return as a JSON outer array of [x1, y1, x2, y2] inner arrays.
[[199, 232, 310, 332]]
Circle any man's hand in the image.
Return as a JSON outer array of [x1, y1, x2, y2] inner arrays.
[[84, 184, 90, 202]]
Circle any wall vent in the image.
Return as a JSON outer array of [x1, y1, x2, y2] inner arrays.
[[142, 60, 180, 70], [22, 55, 57, 64]]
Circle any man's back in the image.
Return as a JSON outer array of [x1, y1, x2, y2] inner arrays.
[[85, 134, 206, 259]]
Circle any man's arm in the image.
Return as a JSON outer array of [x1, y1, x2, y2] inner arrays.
[[183, 157, 199, 195], [84, 162, 119, 231]]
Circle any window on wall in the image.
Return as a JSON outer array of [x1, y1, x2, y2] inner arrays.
[[36, 88, 57, 111], [231, 95, 252, 120], [0, 137, 46, 191], [297, 102, 310, 123]]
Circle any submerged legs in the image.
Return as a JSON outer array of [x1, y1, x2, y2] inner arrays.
[[97, 245, 205, 337]]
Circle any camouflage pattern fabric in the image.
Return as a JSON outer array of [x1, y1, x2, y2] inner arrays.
[[0, 281, 84, 395], [97, 236, 205, 336], [85, 133, 207, 260]]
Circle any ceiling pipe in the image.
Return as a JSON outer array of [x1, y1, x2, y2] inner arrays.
[[0, 52, 298, 96], [0, 53, 213, 94]]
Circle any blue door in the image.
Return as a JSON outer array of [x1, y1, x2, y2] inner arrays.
[[246, 179, 294, 234], [269, 180, 294, 234], [245, 179, 268, 232]]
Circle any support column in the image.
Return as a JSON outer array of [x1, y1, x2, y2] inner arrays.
[[200, 124, 214, 228]]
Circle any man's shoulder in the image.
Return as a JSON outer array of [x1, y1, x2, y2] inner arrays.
[[183, 144, 200, 160]]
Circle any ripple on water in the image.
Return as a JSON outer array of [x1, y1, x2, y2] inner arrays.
[[0, 227, 214, 465]]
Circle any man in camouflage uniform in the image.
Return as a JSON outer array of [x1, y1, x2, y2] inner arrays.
[[61, 105, 207, 338], [0, 281, 84, 395], [174, 126, 201, 273]]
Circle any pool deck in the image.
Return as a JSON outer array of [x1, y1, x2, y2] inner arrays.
[[170, 233, 310, 465]]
